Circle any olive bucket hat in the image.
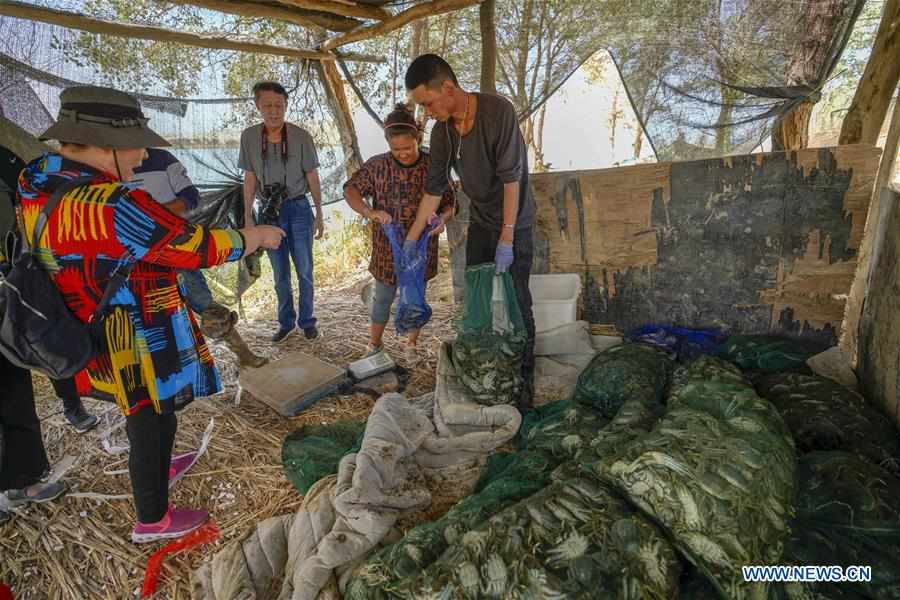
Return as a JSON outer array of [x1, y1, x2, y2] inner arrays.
[[39, 85, 170, 149]]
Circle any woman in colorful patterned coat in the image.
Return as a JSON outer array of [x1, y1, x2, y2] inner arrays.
[[343, 104, 455, 364], [18, 86, 284, 543]]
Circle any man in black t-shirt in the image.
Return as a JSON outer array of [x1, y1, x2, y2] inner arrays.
[[402, 54, 537, 412]]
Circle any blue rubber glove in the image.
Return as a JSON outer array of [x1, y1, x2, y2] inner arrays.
[[495, 241, 514, 273]]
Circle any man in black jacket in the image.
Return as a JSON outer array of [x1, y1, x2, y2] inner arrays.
[[1, 145, 98, 434], [0, 144, 67, 524]]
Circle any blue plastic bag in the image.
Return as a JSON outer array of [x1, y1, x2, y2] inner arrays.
[[383, 223, 434, 335], [625, 324, 722, 360]]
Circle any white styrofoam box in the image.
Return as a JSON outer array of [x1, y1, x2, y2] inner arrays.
[[529, 274, 582, 333]]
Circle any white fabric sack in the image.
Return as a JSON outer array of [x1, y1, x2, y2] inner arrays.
[[534, 321, 595, 356]]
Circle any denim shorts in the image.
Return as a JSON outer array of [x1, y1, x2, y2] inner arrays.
[[369, 279, 397, 325]]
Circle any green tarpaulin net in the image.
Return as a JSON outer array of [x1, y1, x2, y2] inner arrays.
[[281, 421, 366, 495]]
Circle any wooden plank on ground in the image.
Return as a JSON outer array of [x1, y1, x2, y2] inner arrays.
[[240, 352, 348, 417]]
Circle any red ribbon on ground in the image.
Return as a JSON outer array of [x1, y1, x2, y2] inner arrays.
[[141, 522, 220, 598]]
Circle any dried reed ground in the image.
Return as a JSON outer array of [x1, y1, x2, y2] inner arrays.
[[0, 257, 460, 599]]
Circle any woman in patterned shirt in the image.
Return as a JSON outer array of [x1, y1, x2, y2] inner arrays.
[[19, 86, 284, 543], [344, 104, 454, 364]]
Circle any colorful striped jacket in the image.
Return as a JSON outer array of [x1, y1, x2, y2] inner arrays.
[[17, 154, 245, 415]]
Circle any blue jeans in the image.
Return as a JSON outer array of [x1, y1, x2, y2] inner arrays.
[[265, 196, 316, 331], [178, 269, 214, 314]]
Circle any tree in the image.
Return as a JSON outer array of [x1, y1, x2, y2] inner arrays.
[[774, 0, 861, 150], [814, 0, 884, 135], [55, 0, 208, 97], [839, 0, 900, 145], [53, 0, 364, 183], [492, 0, 610, 169]]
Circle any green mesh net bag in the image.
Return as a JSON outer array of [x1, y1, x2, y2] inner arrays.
[[595, 357, 796, 600], [756, 373, 900, 474], [718, 335, 825, 374], [402, 476, 681, 599], [345, 351, 676, 599], [281, 421, 366, 495], [778, 451, 900, 600], [451, 264, 526, 406], [344, 402, 590, 600], [572, 343, 671, 417]]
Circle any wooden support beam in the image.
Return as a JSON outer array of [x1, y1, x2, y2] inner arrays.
[[337, 57, 384, 127], [321, 0, 481, 51], [479, 0, 496, 93], [274, 0, 391, 21], [314, 59, 363, 177], [0, 115, 47, 162], [840, 89, 900, 366], [0, 0, 349, 61], [839, 0, 900, 145], [333, 50, 385, 63], [162, 0, 362, 32]]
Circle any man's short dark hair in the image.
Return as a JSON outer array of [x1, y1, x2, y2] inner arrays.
[[253, 81, 288, 101], [405, 54, 458, 91]]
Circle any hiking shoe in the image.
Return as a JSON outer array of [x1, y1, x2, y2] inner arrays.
[[131, 505, 209, 544], [168, 451, 198, 488], [5, 481, 68, 508], [65, 405, 99, 434], [303, 326, 319, 340], [0, 510, 9, 525], [271, 327, 296, 344]]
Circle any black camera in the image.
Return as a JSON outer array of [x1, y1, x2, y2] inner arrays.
[[259, 183, 288, 225]]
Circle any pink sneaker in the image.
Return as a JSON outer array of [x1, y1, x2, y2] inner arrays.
[[168, 451, 198, 488], [131, 505, 209, 544]]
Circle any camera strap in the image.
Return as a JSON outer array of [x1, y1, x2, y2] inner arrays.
[[260, 124, 288, 191]]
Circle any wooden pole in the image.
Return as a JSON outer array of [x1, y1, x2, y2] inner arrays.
[[314, 59, 363, 177], [0, 115, 47, 162], [479, 0, 496, 93], [321, 0, 481, 51], [274, 0, 391, 21], [162, 0, 361, 32], [839, 0, 900, 145], [0, 0, 369, 62], [337, 58, 384, 127], [840, 90, 900, 365]]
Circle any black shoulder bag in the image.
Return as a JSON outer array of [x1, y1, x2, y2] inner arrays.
[[0, 176, 133, 378]]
